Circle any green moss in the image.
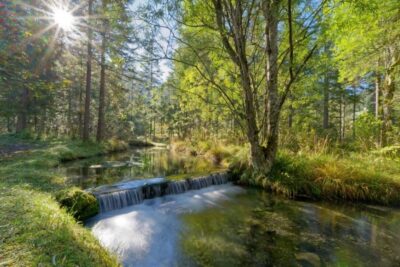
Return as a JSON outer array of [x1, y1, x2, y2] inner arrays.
[[56, 188, 99, 221]]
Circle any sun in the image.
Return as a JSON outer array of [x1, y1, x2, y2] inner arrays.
[[52, 7, 75, 31]]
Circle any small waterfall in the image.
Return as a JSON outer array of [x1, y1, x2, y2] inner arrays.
[[166, 180, 190, 194], [142, 183, 165, 199], [94, 172, 229, 213], [189, 173, 228, 190], [97, 188, 144, 213]]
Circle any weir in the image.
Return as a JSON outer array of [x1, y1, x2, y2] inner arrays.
[[94, 172, 229, 213]]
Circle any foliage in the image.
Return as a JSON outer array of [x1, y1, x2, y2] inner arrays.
[[354, 111, 382, 150]]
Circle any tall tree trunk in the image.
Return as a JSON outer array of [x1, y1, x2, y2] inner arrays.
[[213, 0, 267, 172], [83, 0, 93, 141], [67, 87, 73, 136], [263, 0, 280, 169], [381, 47, 397, 147], [375, 73, 382, 147], [381, 72, 395, 146], [97, 0, 108, 142], [78, 56, 84, 138], [16, 88, 29, 133], [288, 101, 294, 128], [352, 86, 356, 140], [340, 90, 346, 142], [6, 117, 11, 133], [375, 73, 380, 119], [40, 109, 46, 137], [323, 73, 329, 130]]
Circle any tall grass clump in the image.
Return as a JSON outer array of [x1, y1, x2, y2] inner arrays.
[[239, 150, 400, 206], [171, 139, 246, 167]]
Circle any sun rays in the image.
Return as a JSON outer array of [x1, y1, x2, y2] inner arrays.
[[10, 0, 96, 71], [51, 6, 75, 31], [20, 0, 90, 46]]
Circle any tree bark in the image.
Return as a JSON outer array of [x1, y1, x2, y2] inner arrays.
[[6, 117, 11, 133], [380, 47, 397, 147], [263, 0, 280, 169], [97, 0, 108, 142], [352, 86, 356, 140], [381, 72, 395, 146], [16, 88, 29, 133], [212, 0, 268, 173], [340, 90, 346, 142], [375, 73, 380, 119], [83, 0, 93, 141], [288, 98, 294, 128], [323, 73, 329, 129]]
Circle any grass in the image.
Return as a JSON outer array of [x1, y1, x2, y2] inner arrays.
[[0, 135, 126, 266], [171, 140, 244, 167], [2, 134, 399, 264], [164, 139, 400, 206], [237, 150, 400, 206]]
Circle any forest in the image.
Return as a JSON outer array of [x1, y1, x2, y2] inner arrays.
[[1, 0, 400, 266]]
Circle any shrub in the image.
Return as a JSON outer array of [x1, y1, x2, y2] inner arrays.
[[205, 146, 230, 165], [105, 138, 129, 152], [171, 141, 197, 156], [354, 112, 381, 150], [56, 188, 99, 221]]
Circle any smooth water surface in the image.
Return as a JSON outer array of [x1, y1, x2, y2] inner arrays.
[[88, 185, 400, 267], [58, 147, 221, 189], [87, 184, 244, 266]]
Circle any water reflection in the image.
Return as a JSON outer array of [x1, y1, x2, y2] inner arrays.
[[58, 148, 221, 189], [181, 189, 400, 266]]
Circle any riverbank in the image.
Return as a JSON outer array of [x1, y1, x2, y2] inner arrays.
[[2, 136, 400, 265], [231, 149, 400, 206], [0, 135, 135, 266], [171, 140, 400, 206]]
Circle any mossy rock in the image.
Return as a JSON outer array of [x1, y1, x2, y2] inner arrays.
[[56, 187, 99, 221]]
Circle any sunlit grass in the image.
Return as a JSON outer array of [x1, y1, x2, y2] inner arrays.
[[258, 151, 400, 205], [0, 187, 117, 266], [0, 136, 129, 265]]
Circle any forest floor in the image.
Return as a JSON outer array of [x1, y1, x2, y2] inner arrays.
[[0, 135, 42, 157], [0, 135, 129, 266]]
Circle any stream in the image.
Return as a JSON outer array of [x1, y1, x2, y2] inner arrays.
[[60, 148, 400, 267]]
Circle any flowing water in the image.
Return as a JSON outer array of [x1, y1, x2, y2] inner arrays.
[[61, 149, 400, 266]]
